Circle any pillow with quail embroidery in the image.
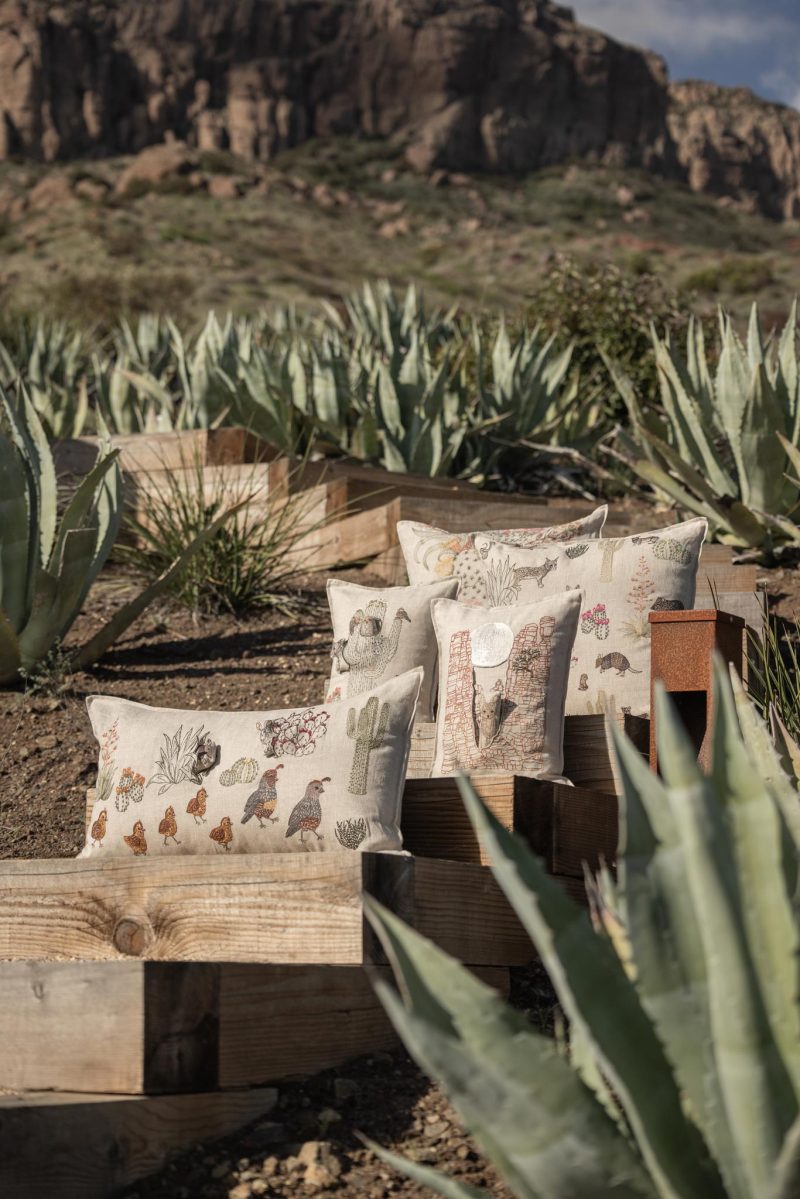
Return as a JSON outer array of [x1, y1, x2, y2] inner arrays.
[[397, 506, 608, 601], [430, 591, 582, 779], [325, 577, 459, 721], [473, 518, 708, 718], [80, 668, 422, 860]]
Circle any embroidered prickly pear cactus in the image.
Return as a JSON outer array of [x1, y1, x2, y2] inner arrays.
[[335, 817, 370, 849], [654, 537, 691, 565], [115, 767, 145, 812], [346, 695, 390, 795], [580, 602, 610, 639], [220, 757, 259, 786]]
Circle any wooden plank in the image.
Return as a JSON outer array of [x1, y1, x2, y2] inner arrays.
[[0, 854, 369, 964], [52, 428, 261, 477], [562, 713, 650, 795], [0, 1086, 278, 1199], [218, 963, 509, 1087], [0, 960, 145, 1094], [515, 782, 619, 879], [401, 774, 518, 863], [405, 857, 531, 965]]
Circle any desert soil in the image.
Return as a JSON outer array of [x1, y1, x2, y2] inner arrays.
[[1, 554, 796, 1198]]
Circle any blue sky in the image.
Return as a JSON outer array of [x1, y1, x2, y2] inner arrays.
[[573, 0, 800, 109]]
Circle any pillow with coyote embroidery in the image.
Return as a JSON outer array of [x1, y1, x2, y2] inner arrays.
[[397, 505, 607, 601], [474, 518, 708, 718], [81, 669, 422, 860], [325, 577, 458, 721], [430, 592, 581, 779]]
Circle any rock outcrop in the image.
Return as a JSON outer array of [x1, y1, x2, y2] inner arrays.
[[0, 0, 799, 219]]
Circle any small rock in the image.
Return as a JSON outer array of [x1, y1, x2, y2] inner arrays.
[[212, 1160, 232, 1179], [424, 1119, 450, 1140], [18, 747, 29, 761], [406, 1146, 437, 1165], [283, 1155, 301, 1175], [250, 1183, 270, 1196], [261, 1156, 279, 1177], [615, 183, 635, 206], [208, 174, 246, 200], [429, 168, 449, 187], [36, 734, 57, 750], [228, 1184, 253, 1199], [378, 216, 409, 238], [28, 173, 75, 210], [75, 177, 109, 203], [333, 1077, 358, 1103], [380, 167, 397, 183], [317, 1107, 341, 1132]]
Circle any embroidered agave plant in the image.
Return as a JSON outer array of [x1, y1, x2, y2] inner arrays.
[[148, 724, 208, 796]]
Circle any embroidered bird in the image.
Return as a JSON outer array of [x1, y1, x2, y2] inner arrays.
[[285, 778, 330, 848], [124, 820, 147, 856], [209, 815, 233, 852], [90, 808, 107, 849], [241, 765, 283, 826], [186, 786, 208, 824], [158, 805, 182, 846]]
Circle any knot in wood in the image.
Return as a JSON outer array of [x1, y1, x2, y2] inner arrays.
[[113, 911, 154, 957]]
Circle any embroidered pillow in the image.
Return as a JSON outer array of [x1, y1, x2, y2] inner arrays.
[[326, 578, 458, 721], [397, 505, 607, 600], [81, 668, 422, 860], [430, 592, 581, 778], [474, 518, 708, 718]]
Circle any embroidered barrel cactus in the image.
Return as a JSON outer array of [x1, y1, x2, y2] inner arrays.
[[220, 757, 259, 786]]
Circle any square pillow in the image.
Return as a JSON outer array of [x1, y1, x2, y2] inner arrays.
[[430, 592, 581, 778], [474, 518, 708, 718], [397, 505, 607, 601], [81, 668, 422, 860], [326, 578, 458, 721]]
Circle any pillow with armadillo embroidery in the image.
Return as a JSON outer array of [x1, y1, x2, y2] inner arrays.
[[397, 505, 607, 601], [473, 517, 708, 718], [325, 577, 459, 721], [80, 668, 423, 860], [430, 591, 582, 779]]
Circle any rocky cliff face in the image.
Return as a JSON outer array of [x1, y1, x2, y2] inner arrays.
[[1, 0, 799, 219]]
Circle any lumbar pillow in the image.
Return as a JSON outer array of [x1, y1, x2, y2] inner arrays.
[[325, 577, 458, 721], [81, 668, 422, 859], [474, 518, 708, 717], [430, 591, 581, 778], [397, 505, 607, 600]]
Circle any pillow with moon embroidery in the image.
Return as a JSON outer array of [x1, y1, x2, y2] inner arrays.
[[325, 577, 458, 721], [397, 505, 607, 601], [430, 591, 581, 779], [473, 518, 708, 718], [81, 668, 422, 859]]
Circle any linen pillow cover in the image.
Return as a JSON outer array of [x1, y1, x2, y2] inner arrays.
[[81, 668, 422, 860], [325, 577, 458, 721], [397, 505, 607, 601], [430, 591, 581, 778], [474, 518, 708, 718]]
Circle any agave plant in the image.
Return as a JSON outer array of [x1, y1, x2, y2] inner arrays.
[[609, 302, 800, 549], [0, 317, 91, 439], [0, 386, 239, 684], [366, 657, 800, 1199]]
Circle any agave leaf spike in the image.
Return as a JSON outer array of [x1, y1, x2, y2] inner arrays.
[[459, 779, 726, 1199]]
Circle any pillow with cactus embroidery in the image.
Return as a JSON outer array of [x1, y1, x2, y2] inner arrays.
[[80, 668, 422, 860], [473, 518, 708, 718], [325, 577, 459, 721], [397, 506, 607, 601], [430, 591, 582, 778]]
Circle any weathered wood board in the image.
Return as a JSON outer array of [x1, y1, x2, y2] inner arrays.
[[0, 961, 509, 1098], [0, 852, 529, 966], [0, 1085, 279, 1199]]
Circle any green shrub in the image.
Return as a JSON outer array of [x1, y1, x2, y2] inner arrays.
[[120, 457, 339, 616], [366, 658, 800, 1199], [526, 254, 691, 405], [682, 256, 775, 297]]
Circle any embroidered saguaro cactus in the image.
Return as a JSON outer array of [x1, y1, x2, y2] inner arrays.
[[346, 695, 390, 795]]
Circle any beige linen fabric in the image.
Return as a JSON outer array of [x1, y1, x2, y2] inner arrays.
[[397, 505, 607, 601], [81, 669, 422, 859], [474, 518, 708, 717], [325, 577, 458, 720], [430, 592, 581, 778]]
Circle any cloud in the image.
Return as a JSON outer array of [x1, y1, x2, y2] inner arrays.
[[574, 0, 795, 56]]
